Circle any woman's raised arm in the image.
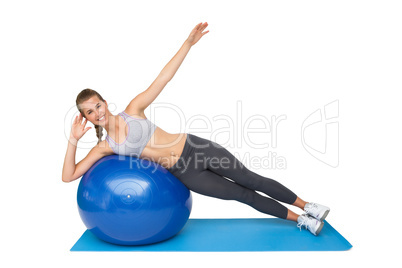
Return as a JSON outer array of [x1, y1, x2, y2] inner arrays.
[[125, 22, 209, 115]]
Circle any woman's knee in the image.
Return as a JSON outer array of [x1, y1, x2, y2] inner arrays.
[[235, 188, 257, 205]]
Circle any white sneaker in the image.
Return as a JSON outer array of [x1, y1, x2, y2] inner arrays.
[[297, 214, 324, 236], [304, 202, 330, 221]]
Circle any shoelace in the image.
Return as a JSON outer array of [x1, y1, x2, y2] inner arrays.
[[304, 203, 318, 215], [297, 215, 310, 231]]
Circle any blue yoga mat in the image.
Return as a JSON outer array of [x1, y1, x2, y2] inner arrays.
[[71, 218, 352, 252]]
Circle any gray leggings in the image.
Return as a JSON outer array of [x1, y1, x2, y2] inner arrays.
[[168, 134, 298, 219]]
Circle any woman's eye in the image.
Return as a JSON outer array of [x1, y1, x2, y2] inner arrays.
[[87, 105, 100, 115]]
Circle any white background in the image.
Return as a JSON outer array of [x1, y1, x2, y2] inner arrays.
[[1, 0, 401, 267]]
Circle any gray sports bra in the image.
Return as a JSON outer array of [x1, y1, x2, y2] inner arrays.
[[105, 111, 157, 157]]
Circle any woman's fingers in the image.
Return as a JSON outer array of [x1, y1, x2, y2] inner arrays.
[[73, 114, 87, 131], [200, 22, 208, 32], [194, 22, 207, 32], [80, 118, 88, 132], [197, 22, 208, 32], [195, 22, 202, 30]]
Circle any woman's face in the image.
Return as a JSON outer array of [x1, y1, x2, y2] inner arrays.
[[80, 96, 109, 127]]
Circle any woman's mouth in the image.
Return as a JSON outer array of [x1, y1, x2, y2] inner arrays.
[[98, 115, 105, 121]]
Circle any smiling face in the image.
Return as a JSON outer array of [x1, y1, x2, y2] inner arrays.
[[79, 96, 110, 127]]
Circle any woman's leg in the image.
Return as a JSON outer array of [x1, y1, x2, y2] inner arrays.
[[292, 196, 308, 210], [199, 140, 299, 205], [178, 168, 296, 220]]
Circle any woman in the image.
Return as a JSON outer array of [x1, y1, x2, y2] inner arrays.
[[62, 22, 330, 236]]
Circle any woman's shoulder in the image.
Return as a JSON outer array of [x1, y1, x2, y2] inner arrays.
[[122, 109, 147, 120]]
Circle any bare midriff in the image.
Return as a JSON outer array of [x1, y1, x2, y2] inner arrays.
[[140, 127, 187, 169]]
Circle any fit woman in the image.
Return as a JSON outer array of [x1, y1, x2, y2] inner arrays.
[[62, 22, 330, 236]]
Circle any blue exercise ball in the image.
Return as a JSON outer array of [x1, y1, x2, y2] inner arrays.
[[77, 155, 192, 246]]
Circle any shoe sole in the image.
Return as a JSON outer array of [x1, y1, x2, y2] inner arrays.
[[315, 221, 325, 236], [319, 209, 330, 221]]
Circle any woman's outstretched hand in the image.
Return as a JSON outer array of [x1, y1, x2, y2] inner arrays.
[[70, 113, 91, 141], [187, 22, 209, 46]]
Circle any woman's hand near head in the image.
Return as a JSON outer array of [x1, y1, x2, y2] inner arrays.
[[186, 22, 209, 46], [70, 113, 91, 141]]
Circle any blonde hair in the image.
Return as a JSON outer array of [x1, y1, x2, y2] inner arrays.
[[76, 88, 105, 144]]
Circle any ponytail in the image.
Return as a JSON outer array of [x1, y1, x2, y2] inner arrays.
[[94, 124, 103, 144]]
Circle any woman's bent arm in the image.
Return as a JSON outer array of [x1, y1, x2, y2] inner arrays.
[[62, 136, 110, 183], [62, 113, 110, 183], [62, 135, 79, 182]]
